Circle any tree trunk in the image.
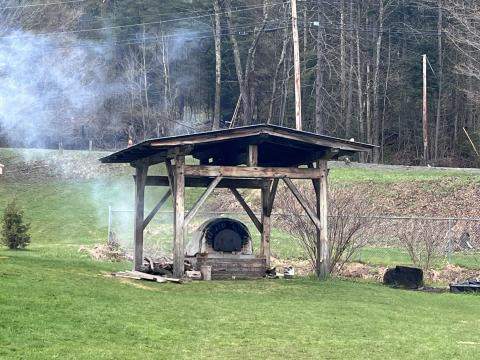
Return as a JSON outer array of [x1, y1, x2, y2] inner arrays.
[[381, 30, 391, 163], [212, 0, 222, 130], [434, 0, 443, 162], [279, 45, 291, 127], [315, 2, 325, 134], [268, 27, 289, 124], [340, 0, 347, 128], [345, 0, 354, 137], [223, 0, 269, 126], [366, 62, 372, 146], [372, 0, 384, 163], [355, 4, 365, 151], [223, 0, 249, 125]]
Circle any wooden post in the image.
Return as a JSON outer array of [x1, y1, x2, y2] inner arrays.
[[173, 155, 185, 278], [247, 144, 258, 166], [134, 164, 148, 271], [291, 0, 302, 130], [261, 183, 271, 267], [312, 168, 321, 278], [317, 160, 329, 279]]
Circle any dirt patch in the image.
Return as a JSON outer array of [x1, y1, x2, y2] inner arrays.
[[427, 264, 480, 284], [79, 244, 130, 262], [270, 257, 312, 276], [337, 262, 388, 282], [337, 262, 480, 285]]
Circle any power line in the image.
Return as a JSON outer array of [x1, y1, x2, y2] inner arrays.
[[0, 1, 288, 40], [0, 0, 86, 10], [0, 19, 288, 55], [78, 1, 284, 26]]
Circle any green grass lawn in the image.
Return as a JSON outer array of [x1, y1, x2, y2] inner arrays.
[[1, 245, 480, 360], [1, 148, 480, 358]]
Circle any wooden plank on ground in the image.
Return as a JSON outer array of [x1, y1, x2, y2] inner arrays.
[[114, 271, 183, 284]]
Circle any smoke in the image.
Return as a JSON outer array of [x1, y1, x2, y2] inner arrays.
[[0, 24, 206, 254], [0, 30, 118, 149]]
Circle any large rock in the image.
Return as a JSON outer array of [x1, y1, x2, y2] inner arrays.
[[383, 266, 423, 289]]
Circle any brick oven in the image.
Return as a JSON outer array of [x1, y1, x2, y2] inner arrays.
[[186, 217, 266, 279]]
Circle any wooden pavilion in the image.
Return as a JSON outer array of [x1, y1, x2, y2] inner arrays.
[[100, 125, 374, 279]]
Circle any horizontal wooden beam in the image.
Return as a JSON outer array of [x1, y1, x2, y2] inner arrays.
[[184, 165, 322, 179], [143, 176, 266, 189]]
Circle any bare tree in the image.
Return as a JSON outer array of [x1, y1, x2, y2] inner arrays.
[[398, 219, 446, 270], [223, 0, 270, 126], [276, 184, 374, 274], [434, 0, 443, 161], [212, 0, 222, 130], [372, 0, 386, 163], [315, 1, 325, 134]]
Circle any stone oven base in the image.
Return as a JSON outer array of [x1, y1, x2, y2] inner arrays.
[[194, 257, 267, 279]]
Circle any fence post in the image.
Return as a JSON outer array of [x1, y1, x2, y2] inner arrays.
[[108, 205, 112, 243], [447, 218, 453, 264]]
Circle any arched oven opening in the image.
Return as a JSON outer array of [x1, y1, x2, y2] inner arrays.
[[185, 217, 265, 279]]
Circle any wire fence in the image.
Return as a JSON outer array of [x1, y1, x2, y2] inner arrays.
[[107, 207, 480, 270]]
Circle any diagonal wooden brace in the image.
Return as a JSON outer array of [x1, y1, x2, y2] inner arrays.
[[143, 189, 171, 230], [184, 175, 223, 227], [229, 187, 263, 233], [283, 176, 322, 232]]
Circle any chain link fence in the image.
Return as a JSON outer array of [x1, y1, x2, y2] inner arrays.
[[350, 216, 480, 270], [108, 207, 480, 270]]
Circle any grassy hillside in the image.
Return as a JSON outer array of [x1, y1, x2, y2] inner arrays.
[[1, 148, 480, 260]]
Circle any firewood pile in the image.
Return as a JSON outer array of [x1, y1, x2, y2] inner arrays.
[[142, 256, 194, 277], [111, 257, 201, 284]]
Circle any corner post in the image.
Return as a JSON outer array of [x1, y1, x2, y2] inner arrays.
[[134, 163, 148, 271], [173, 155, 185, 278], [260, 182, 271, 267], [316, 160, 329, 279]]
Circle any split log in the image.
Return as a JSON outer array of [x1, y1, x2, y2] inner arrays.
[[113, 271, 183, 284]]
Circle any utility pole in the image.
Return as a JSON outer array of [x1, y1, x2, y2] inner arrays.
[[422, 54, 428, 164], [291, 0, 302, 130]]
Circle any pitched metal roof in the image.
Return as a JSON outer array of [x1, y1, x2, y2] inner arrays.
[[99, 124, 375, 165]]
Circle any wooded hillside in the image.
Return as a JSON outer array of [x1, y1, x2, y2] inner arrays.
[[1, 0, 480, 166]]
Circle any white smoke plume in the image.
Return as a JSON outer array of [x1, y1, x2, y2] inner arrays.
[[0, 30, 117, 148]]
